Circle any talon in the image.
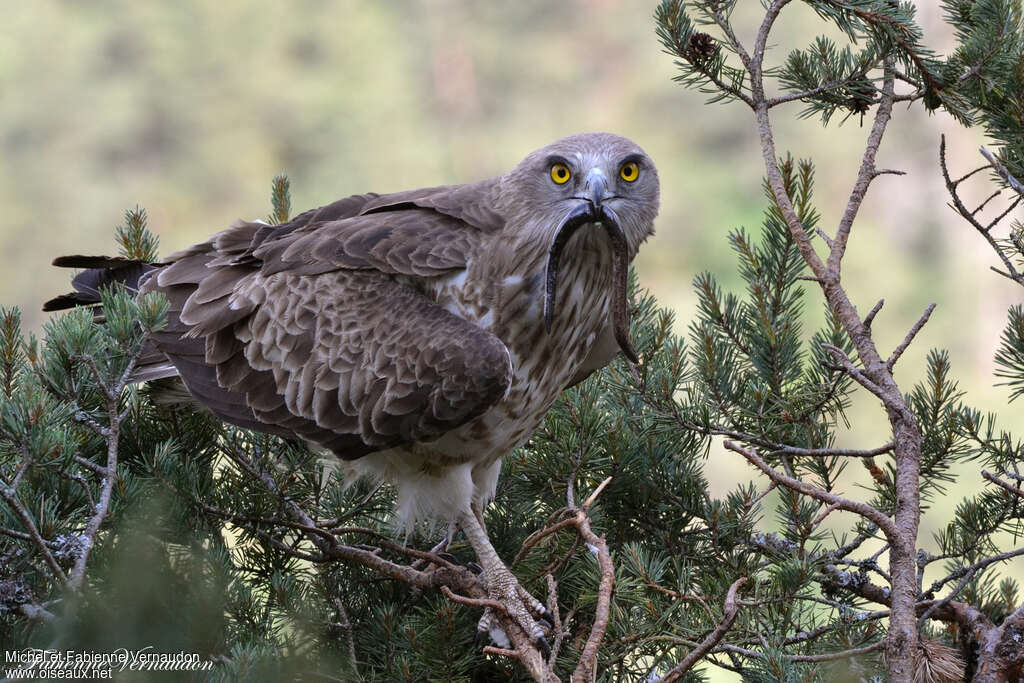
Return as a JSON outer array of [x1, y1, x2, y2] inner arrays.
[[535, 634, 552, 659], [538, 617, 553, 632], [540, 607, 555, 625], [437, 552, 460, 565], [466, 561, 483, 575], [474, 628, 490, 647]]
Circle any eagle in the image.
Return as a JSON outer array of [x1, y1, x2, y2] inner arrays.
[[45, 132, 660, 652]]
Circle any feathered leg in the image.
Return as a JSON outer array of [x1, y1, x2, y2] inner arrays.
[[457, 507, 551, 657]]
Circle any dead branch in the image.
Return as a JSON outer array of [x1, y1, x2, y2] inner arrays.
[[982, 469, 1024, 501], [657, 577, 748, 682], [940, 135, 1024, 286], [886, 303, 936, 372], [569, 503, 615, 683], [724, 440, 900, 540], [980, 146, 1024, 198]]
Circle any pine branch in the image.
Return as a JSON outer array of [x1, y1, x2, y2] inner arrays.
[[657, 577, 748, 682], [0, 480, 66, 583], [940, 135, 1024, 286], [724, 441, 901, 540], [982, 469, 1024, 500], [827, 58, 896, 276], [886, 303, 937, 372]]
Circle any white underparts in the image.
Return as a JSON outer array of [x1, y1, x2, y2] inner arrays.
[[339, 450, 503, 530]]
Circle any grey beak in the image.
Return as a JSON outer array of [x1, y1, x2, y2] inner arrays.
[[583, 169, 612, 208]]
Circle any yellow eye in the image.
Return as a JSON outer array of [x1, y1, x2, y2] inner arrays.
[[620, 161, 640, 182], [550, 163, 572, 185]]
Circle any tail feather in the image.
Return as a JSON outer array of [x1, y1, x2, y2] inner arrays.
[[43, 255, 178, 385], [43, 256, 158, 312]]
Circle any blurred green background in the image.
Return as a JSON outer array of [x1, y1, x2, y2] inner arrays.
[[1, 1, 1020, 678]]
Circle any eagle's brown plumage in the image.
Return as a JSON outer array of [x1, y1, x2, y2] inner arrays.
[[46, 132, 660, 652], [143, 187, 512, 461]]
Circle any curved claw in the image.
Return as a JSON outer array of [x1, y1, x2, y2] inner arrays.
[[534, 634, 552, 660], [435, 552, 483, 576], [437, 552, 460, 565], [474, 627, 490, 648]]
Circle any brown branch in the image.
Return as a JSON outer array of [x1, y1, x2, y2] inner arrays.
[[19, 602, 57, 622], [512, 516, 576, 567], [582, 475, 612, 510], [483, 645, 521, 659], [822, 344, 886, 398], [925, 545, 1024, 598], [971, 188, 1007, 216], [827, 60, 896, 276], [10, 443, 31, 492], [766, 79, 846, 108], [886, 303, 936, 372], [724, 440, 901, 541], [570, 506, 615, 683], [738, 7, 921, 675], [710, 640, 884, 663], [772, 441, 893, 459], [658, 577, 748, 682], [0, 485, 66, 582], [213, 441, 486, 597], [441, 586, 507, 613], [980, 146, 1024, 198], [73, 455, 108, 476], [545, 574, 566, 663], [940, 135, 1024, 285], [331, 597, 359, 676], [982, 470, 1024, 501], [918, 563, 980, 629], [72, 410, 110, 437], [864, 299, 884, 329], [974, 603, 1024, 682]]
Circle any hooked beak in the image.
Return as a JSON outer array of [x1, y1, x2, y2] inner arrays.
[[582, 169, 613, 209], [542, 174, 639, 364]]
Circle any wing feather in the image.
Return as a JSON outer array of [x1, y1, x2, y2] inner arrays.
[[140, 183, 510, 460]]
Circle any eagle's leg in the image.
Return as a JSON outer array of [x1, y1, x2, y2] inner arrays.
[[457, 508, 552, 657]]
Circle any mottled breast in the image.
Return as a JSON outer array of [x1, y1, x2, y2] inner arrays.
[[429, 224, 615, 461]]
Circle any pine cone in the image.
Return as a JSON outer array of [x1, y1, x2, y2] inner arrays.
[[687, 32, 718, 63]]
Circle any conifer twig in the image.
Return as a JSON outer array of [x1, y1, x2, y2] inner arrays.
[[827, 59, 896, 277], [724, 441, 899, 540], [0, 483, 66, 582], [569, 505, 614, 683], [980, 146, 1024, 198], [331, 597, 359, 676], [657, 577, 748, 682], [706, 640, 884, 663], [940, 136, 1024, 285], [441, 586, 507, 613], [863, 299, 884, 329], [886, 303, 936, 372], [982, 470, 1024, 500], [67, 365, 129, 592]]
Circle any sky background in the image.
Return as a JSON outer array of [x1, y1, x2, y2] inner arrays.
[[1, 2, 1021, 678]]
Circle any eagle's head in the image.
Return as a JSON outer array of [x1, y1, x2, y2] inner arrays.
[[501, 132, 660, 363]]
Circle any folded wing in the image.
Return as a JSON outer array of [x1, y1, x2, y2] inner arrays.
[[137, 181, 511, 459]]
